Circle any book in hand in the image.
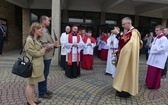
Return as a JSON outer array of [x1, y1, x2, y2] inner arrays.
[[53, 29, 61, 48], [53, 29, 58, 41]]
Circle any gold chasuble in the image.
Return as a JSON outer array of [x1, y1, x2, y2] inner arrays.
[[113, 28, 143, 96]]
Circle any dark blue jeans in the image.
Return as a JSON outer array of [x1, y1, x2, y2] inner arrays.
[[145, 48, 149, 61], [38, 59, 51, 96], [0, 37, 4, 55]]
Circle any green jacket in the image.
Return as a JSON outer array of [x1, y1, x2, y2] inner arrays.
[[25, 36, 45, 78]]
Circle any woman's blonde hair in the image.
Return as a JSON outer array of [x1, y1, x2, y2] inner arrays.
[[30, 22, 42, 36]]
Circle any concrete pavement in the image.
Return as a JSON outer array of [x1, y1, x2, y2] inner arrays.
[[0, 51, 168, 105]]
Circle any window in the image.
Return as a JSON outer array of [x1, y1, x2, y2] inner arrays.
[[31, 13, 38, 23], [85, 19, 92, 24], [105, 20, 117, 25], [106, 13, 119, 20], [69, 18, 84, 23]]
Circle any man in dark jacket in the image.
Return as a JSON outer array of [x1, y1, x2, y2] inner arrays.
[[162, 27, 168, 79], [0, 20, 5, 56]]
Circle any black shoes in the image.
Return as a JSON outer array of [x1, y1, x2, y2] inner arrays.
[[34, 100, 41, 104], [105, 73, 111, 75], [116, 91, 131, 98]]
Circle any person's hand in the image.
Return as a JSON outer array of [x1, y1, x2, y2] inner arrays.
[[73, 42, 78, 47], [42, 47, 48, 52], [112, 52, 116, 54], [87, 43, 92, 46], [3, 32, 6, 37], [53, 41, 60, 47]]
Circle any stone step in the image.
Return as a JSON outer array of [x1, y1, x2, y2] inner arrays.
[[0, 65, 13, 69], [0, 61, 15, 65], [0, 56, 18, 61]]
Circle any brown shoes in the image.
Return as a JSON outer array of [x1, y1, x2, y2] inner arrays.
[[27, 100, 41, 105], [46, 90, 53, 95], [34, 100, 41, 104], [39, 90, 53, 99], [39, 93, 52, 99]]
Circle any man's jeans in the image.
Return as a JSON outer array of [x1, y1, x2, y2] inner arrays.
[[38, 59, 51, 96], [0, 37, 4, 54]]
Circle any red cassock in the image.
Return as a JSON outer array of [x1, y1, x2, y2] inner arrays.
[[82, 55, 94, 70], [100, 36, 108, 61], [145, 65, 162, 89], [82, 36, 96, 70]]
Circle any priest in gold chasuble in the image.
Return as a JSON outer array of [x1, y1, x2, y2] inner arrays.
[[113, 17, 143, 98]]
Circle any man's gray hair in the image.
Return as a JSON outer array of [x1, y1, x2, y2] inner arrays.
[[122, 17, 132, 24], [40, 15, 48, 23]]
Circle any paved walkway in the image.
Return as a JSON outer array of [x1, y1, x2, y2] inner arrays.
[[0, 51, 168, 105]]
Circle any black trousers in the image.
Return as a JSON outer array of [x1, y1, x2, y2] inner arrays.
[[97, 50, 101, 58], [60, 55, 66, 70], [0, 37, 4, 55], [162, 58, 168, 77], [65, 62, 80, 78]]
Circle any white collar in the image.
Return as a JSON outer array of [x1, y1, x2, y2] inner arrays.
[[129, 26, 134, 31]]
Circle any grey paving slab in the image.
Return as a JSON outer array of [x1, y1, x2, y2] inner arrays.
[[0, 51, 168, 105]]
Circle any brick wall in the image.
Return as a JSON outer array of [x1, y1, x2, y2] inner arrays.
[[22, 8, 30, 44], [0, 0, 22, 51]]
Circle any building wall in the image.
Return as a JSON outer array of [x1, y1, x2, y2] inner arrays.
[[0, 0, 22, 51], [22, 8, 30, 44], [30, 0, 52, 9]]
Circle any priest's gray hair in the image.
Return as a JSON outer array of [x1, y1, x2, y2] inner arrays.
[[122, 17, 132, 24], [65, 25, 70, 29]]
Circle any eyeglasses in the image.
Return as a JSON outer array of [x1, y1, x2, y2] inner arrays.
[[122, 23, 129, 25], [155, 30, 161, 31]]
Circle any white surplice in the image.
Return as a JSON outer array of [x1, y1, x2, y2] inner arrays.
[[83, 38, 96, 55], [60, 32, 68, 55], [101, 39, 109, 49], [63, 35, 85, 62], [147, 35, 168, 69], [96, 36, 102, 50], [105, 34, 119, 77]]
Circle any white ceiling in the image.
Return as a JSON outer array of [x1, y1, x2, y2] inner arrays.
[[6, 0, 168, 18]]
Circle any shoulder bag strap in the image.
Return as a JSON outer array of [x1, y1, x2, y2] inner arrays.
[[19, 41, 26, 55]]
